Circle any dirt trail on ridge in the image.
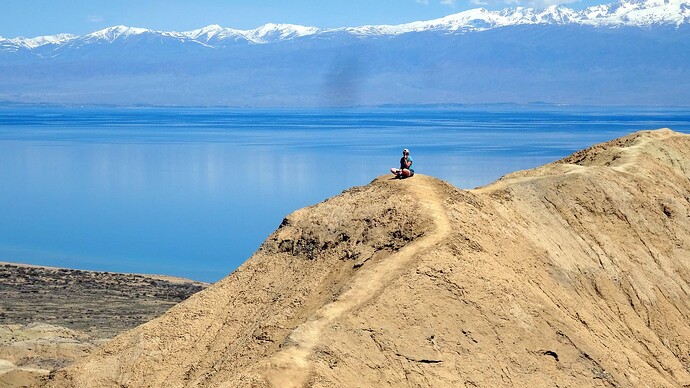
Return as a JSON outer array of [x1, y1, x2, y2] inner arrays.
[[48, 129, 690, 387], [263, 178, 452, 387]]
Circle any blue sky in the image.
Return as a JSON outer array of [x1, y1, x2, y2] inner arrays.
[[3, 0, 610, 38]]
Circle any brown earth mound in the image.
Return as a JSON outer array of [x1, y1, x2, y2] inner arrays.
[[48, 128, 690, 387], [0, 323, 102, 387]]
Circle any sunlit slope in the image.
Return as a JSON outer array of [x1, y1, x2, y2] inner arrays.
[[48, 128, 690, 387]]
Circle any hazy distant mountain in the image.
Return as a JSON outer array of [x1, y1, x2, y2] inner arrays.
[[1, 0, 689, 106]]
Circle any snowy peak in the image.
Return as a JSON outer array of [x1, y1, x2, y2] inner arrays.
[[7, 33, 77, 49], [244, 23, 320, 43], [183, 25, 244, 43], [4, 0, 690, 52], [536, 5, 582, 23], [188, 24, 224, 36], [86, 26, 151, 43], [181, 23, 319, 44], [403, 0, 689, 31], [582, 0, 690, 25], [374, 6, 582, 33], [338, 0, 688, 36]]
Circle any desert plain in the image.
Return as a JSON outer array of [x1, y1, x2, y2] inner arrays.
[[0, 262, 206, 386]]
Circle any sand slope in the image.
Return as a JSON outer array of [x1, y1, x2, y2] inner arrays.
[[48, 128, 690, 387]]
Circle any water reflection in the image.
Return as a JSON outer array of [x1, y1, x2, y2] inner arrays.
[[0, 106, 689, 282]]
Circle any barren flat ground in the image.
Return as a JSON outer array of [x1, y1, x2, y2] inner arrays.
[[0, 261, 208, 386], [0, 262, 207, 338]]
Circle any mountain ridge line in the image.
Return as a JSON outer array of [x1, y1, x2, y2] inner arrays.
[[3, 0, 690, 45]]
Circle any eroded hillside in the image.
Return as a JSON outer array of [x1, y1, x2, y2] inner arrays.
[[47, 129, 690, 387]]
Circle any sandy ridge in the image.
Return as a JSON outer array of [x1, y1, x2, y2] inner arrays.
[[262, 177, 452, 387], [42, 129, 690, 387]]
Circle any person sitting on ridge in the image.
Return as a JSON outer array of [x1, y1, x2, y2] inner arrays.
[[390, 148, 414, 178]]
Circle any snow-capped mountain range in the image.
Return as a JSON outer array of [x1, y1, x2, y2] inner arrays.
[[2, 0, 689, 51], [1, 0, 689, 107]]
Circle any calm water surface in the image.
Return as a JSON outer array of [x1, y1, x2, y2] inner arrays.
[[1, 105, 689, 282]]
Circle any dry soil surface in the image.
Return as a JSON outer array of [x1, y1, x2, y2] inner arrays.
[[47, 129, 690, 387], [0, 263, 206, 387]]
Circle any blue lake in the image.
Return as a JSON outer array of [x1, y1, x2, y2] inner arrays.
[[1, 105, 689, 282]]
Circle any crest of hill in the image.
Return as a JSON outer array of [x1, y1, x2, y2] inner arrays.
[[48, 129, 690, 387]]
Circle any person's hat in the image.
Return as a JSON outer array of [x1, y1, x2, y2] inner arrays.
[[403, 148, 409, 153]]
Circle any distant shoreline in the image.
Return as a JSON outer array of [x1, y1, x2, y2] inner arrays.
[[0, 261, 209, 339], [0, 261, 209, 386], [2, 101, 690, 110], [0, 261, 208, 286]]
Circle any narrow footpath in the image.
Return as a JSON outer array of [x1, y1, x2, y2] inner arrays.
[[263, 176, 452, 387]]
